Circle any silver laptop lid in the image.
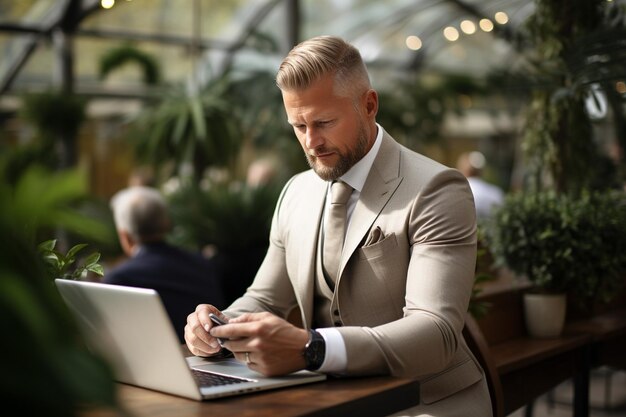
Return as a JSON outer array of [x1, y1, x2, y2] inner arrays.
[[55, 279, 203, 400]]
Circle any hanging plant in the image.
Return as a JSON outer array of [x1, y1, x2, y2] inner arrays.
[[20, 91, 86, 139], [99, 44, 161, 85], [19, 91, 87, 169]]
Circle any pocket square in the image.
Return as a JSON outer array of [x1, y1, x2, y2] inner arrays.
[[364, 226, 384, 246]]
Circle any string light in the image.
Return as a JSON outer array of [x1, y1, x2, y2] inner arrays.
[[101, 0, 115, 9], [494, 11, 509, 24], [460, 20, 476, 35], [443, 26, 460, 42], [405, 35, 423, 51], [479, 18, 494, 32]]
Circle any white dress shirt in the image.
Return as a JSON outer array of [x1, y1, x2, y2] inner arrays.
[[467, 176, 504, 219]]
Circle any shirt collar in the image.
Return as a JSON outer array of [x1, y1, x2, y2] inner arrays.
[[339, 123, 383, 193]]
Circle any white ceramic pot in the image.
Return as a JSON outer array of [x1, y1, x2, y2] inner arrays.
[[523, 293, 567, 338]]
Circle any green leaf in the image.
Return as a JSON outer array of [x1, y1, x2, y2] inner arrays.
[[172, 104, 190, 146], [189, 96, 207, 140], [38, 239, 57, 252], [66, 243, 88, 260], [83, 252, 101, 266], [87, 264, 105, 276]]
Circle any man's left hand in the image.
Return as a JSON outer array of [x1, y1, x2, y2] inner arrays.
[[210, 312, 310, 377]]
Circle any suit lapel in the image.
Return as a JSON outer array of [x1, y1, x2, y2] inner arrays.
[[339, 133, 403, 279]]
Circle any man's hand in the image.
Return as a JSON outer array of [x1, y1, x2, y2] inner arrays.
[[184, 304, 226, 357], [210, 312, 310, 377]]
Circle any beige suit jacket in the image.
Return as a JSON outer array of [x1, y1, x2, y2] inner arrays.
[[227, 129, 486, 407]]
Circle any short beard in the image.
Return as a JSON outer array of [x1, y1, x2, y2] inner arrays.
[[305, 123, 370, 181]]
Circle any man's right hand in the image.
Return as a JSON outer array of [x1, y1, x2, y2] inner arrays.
[[185, 304, 226, 357]]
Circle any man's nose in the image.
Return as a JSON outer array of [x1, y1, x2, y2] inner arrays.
[[305, 128, 324, 149]]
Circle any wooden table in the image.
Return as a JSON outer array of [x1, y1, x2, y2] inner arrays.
[[90, 375, 420, 417], [475, 285, 593, 417], [566, 307, 626, 370], [490, 332, 591, 416]]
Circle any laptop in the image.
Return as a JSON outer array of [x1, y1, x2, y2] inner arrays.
[[54, 279, 326, 401]]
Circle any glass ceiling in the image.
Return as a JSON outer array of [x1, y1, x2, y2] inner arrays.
[[2, 0, 624, 197], [0, 0, 537, 103]]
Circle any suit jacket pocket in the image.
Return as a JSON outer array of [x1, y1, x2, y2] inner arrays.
[[358, 232, 397, 260], [419, 357, 483, 404]]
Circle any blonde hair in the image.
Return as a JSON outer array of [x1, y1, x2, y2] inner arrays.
[[276, 36, 371, 99]]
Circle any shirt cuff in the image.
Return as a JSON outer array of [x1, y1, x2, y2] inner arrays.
[[316, 327, 347, 373]]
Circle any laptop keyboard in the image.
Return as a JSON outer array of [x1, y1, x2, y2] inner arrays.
[[192, 369, 254, 387]]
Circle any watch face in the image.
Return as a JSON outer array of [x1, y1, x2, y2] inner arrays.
[[304, 330, 325, 371]]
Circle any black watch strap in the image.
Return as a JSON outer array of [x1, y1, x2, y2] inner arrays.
[[303, 329, 326, 371]]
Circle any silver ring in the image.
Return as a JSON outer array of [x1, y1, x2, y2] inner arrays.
[[245, 352, 251, 364]]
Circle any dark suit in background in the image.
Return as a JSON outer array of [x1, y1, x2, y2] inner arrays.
[[105, 242, 225, 343]]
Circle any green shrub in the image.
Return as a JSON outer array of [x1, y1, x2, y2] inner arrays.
[[485, 190, 626, 305]]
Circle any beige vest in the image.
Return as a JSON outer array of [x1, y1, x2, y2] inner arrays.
[[313, 218, 343, 328]]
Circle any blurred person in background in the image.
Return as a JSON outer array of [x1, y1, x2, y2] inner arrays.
[[457, 151, 504, 220], [105, 186, 225, 342]]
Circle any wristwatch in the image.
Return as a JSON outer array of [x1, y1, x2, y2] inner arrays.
[[303, 329, 325, 371]]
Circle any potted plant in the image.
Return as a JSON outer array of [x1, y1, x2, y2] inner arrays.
[[486, 0, 626, 338], [485, 190, 626, 337]]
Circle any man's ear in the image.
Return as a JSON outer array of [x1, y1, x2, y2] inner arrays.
[[364, 89, 378, 119], [118, 230, 137, 256]]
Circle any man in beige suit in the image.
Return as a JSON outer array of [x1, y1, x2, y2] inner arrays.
[[185, 36, 492, 416]]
